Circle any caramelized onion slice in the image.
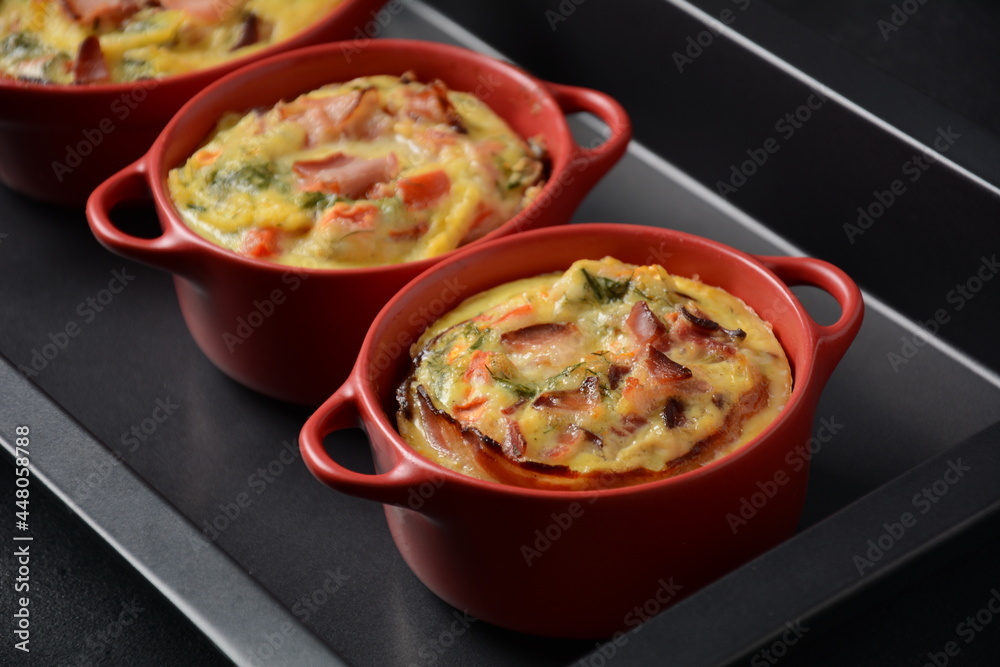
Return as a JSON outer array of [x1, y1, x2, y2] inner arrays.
[[532, 375, 600, 411], [500, 322, 578, 351], [662, 397, 685, 429], [73, 35, 109, 84], [645, 346, 692, 382], [231, 12, 260, 50], [681, 306, 746, 340]]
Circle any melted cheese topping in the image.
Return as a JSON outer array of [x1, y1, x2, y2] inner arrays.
[[396, 257, 792, 490], [167, 74, 546, 268], [0, 0, 343, 84]]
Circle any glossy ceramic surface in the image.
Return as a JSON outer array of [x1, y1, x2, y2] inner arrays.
[[87, 40, 631, 404], [300, 223, 863, 638]]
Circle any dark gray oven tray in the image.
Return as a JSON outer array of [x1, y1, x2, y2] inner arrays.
[[2, 1, 999, 665]]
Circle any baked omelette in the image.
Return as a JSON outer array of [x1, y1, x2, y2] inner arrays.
[[397, 257, 793, 490]]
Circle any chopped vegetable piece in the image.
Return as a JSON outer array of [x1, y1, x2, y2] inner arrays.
[[398, 170, 451, 210], [240, 227, 281, 258]]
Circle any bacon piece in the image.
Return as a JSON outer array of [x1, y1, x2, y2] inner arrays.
[[500, 323, 578, 352], [62, 0, 139, 25], [620, 376, 660, 415], [542, 424, 602, 462], [284, 88, 382, 145], [645, 345, 692, 382], [365, 182, 394, 200], [231, 12, 259, 50], [662, 397, 685, 429], [161, 0, 236, 23], [404, 79, 466, 133], [287, 99, 352, 145], [607, 364, 630, 390], [293, 152, 398, 200], [559, 424, 603, 449], [73, 35, 109, 84], [539, 443, 570, 461], [339, 88, 382, 139], [502, 419, 526, 459], [627, 301, 668, 347], [611, 413, 648, 437], [674, 377, 712, 395], [533, 376, 600, 411], [415, 386, 465, 456]]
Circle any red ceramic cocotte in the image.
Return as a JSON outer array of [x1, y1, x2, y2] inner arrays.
[[300, 223, 864, 638], [86, 40, 631, 405], [0, 0, 388, 206]]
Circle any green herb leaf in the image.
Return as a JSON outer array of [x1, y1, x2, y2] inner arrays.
[[223, 163, 276, 192], [496, 378, 536, 399], [1, 33, 41, 59], [581, 268, 605, 301], [603, 276, 630, 301], [581, 268, 630, 303], [296, 191, 335, 210], [487, 366, 535, 399]]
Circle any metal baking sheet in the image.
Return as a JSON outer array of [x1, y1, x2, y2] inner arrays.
[[2, 1, 999, 665]]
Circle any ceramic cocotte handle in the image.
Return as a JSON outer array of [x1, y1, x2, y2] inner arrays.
[[87, 158, 208, 281], [545, 81, 632, 195], [757, 254, 864, 385], [300, 379, 429, 507]]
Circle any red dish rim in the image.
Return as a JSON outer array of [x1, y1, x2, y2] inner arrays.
[[0, 0, 377, 95], [301, 222, 864, 501]]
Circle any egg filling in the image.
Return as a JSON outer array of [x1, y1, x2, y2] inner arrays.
[[396, 257, 793, 490], [0, 0, 343, 84], [167, 73, 547, 268]]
